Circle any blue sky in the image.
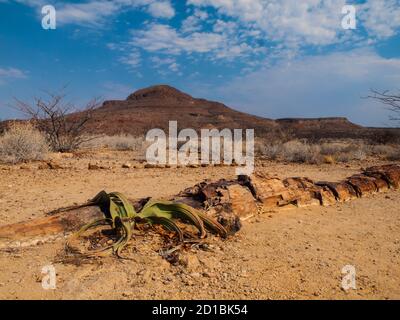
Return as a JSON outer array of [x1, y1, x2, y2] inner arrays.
[[0, 0, 399, 126]]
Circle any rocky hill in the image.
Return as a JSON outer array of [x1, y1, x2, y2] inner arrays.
[[2, 85, 397, 142], [83, 85, 365, 139]]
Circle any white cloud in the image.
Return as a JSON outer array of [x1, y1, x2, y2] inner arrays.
[[13, 0, 175, 26], [131, 23, 224, 54], [207, 48, 400, 127], [360, 0, 400, 39], [168, 62, 179, 72], [147, 1, 175, 19], [119, 50, 142, 69], [181, 9, 209, 33], [0, 67, 27, 85], [56, 0, 120, 26], [129, 22, 261, 63], [188, 0, 400, 47], [0, 67, 26, 78], [188, 0, 347, 46]]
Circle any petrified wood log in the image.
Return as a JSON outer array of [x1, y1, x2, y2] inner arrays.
[[238, 173, 287, 207], [360, 172, 390, 192], [1, 163, 399, 245], [346, 175, 379, 197], [0, 206, 104, 243], [364, 164, 400, 189], [315, 181, 358, 202]]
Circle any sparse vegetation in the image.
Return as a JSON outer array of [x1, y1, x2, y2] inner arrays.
[[81, 134, 147, 152], [0, 122, 49, 164], [256, 139, 399, 164], [13, 89, 101, 152], [63, 191, 227, 257]]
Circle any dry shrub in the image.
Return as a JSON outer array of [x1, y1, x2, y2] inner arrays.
[[257, 139, 374, 164], [280, 140, 322, 164], [320, 142, 348, 155], [370, 145, 400, 160], [82, 135, 147, 152], [387, 150, 400, 161], [255, 138, 281, 160], [0, 122, 49, 164]]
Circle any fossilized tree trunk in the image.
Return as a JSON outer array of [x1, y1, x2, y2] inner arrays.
[[0, 206, 104, 244], [0, 164, 399, 247]]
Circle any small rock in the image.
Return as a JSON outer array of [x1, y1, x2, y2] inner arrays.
[[122, 163, 132, 169], [38, 162, 50, 170], [88, 163, 100, 170], [47, 161, 63, 170], [190, 272, 201, 278], [145, 163, 166, 169], [88, 163, 109, 170]]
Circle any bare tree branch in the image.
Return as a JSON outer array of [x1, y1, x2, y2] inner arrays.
[[368, 90, 400, 126], [12, 88, 102, 152]]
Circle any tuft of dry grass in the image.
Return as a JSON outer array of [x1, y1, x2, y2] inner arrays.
[[0, 122, 49, 164], [323, 155, 335, 164]]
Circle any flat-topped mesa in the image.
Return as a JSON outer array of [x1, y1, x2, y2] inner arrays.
[[276, 117, 361, 128], [126, 85, 195, 103]]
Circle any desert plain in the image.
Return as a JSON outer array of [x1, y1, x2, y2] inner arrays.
[[0, 149, 399, 300]]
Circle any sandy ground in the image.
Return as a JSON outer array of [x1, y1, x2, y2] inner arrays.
[[0, 151, 399, 300]]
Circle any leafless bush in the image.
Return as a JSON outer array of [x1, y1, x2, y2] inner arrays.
[[13, 89, 101, 152], [256, 139, 386, 164], [82, 135, 147, 152], [370, 145, 400, 160], [320, 142, 348, 155], [259, 144, 282, 160], [280, 140, 322, 164], [386, 149, 400, 161], [0, 122, 49, 164]]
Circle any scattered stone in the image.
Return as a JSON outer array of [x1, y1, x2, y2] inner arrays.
[[47, 161, 63, 170], [144, 163, 165, 169], [88, 163, 100, 170], [88, 163, 109, 170], [38, 163, 50, 170], [122, 163, 132, 169], [37, 161, 64, 170]]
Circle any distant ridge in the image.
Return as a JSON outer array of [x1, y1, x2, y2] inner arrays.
[[2, 85, 397, 141]]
